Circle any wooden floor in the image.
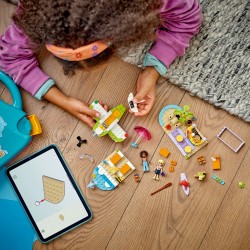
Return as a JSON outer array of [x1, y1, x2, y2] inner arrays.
[[1, 2, 250, 250]]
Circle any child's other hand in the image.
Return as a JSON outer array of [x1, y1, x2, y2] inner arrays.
[[132, 67, 160, 117]]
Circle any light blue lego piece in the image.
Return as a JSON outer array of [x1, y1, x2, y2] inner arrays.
[[92, 166, 116, 191], [212, 174, 225, 185], [131, 142, 138, 148], [87, 181, 96, 189]]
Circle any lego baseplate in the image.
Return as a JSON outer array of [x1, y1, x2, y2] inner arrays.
[[87, 149, 135, 190], [159, 105, 208, 159]]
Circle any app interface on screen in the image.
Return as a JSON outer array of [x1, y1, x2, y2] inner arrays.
[[10, 148, 88, 239]]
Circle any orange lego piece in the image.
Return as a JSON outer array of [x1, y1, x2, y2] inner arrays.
[[110, 153, 122, 165], [159, 148, 170, 158], [120, 163, 131, 175], [211, 155, 221, 170], [134, 174, 140, 182], [197, 156, 206, 165], [169, 166, 175, 172], [170, 160, 177, 166]]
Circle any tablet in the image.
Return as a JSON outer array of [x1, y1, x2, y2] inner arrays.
[[6, 144, 92, 243]]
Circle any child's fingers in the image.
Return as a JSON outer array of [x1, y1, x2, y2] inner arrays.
[[103, 104, 108, 111], [99, 100, 109, 111], [134, 102, 153, 116], [79, 114, 96, 127], [134, 109, 150, 117], [134, 83, 153, 103], [80, 105, 100, 119]]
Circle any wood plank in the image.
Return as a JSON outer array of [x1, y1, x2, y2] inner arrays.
[[2, 2, 250, 250], [199, 149, 250, 250], [0, 1, 14, 32], [106, 93, 250, 250]]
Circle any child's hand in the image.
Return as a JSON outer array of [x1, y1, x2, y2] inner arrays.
[[65, 97, 107, 127], [132, 67, 160, 117], [44, 86, 107, 127]]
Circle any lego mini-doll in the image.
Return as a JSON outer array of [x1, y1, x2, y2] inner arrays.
[[140, 150, 150, 172], [153, 159, 164, 180]]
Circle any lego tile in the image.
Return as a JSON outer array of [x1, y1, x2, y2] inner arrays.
[[110, 153, 122, 165], [159, 148, 170, 158], [212, 155, 221, 170], [120, 163, 131, 175]]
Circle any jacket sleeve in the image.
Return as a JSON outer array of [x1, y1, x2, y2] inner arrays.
[[0, 23, 51, 96], [149, 0, 202, 68]]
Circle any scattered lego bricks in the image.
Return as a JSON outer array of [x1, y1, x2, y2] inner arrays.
[[194, 171, 206, 181], [76, 136, 87, 147], [159, 148, 170, 158], [151, 182, 172, 196], [211, 174, 225, 185], [211, 155, 221, 170], [169, 160, 177, 172], [169, 166, 174, 172], [134, 174, 140, 182], [197, 156, 206, 165], [238, 182, 245, 188]]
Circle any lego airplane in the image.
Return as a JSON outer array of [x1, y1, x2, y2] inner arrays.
[[89, 100, 128, 142]]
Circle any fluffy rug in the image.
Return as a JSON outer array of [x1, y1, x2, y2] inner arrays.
[[120, 0, 250, 122]]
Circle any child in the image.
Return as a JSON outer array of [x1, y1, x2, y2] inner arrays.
[[0, 0, 202, 127]]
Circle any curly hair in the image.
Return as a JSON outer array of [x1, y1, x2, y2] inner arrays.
[[13, 0, 161, 75], [140, 150, 148, 158]]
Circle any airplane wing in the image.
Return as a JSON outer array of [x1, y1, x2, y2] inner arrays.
[[108, 124, 128, 142]]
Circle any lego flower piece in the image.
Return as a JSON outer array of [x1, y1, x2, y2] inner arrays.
[[238, 182, 245, 188]]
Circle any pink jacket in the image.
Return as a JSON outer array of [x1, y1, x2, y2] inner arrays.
[[0, 0, 202, 96]]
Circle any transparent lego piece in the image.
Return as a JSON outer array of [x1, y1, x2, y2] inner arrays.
[[79, 153, 94, 163]]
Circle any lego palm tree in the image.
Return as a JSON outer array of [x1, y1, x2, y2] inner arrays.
[[174, 105, 193, 125]]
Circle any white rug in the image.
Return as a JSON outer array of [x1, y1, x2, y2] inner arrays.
[[120, 0, 250, 122]]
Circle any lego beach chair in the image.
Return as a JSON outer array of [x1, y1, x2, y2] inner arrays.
[[0, 70, 42, 167]]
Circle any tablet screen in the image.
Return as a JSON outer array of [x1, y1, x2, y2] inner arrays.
[[7, 145, 92, 243]]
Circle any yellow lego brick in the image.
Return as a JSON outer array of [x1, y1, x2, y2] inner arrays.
[[104, 114, 116, 126], [110, 153, 122, 165], [113, 110, 121, 117], [109, 166, 119, 174], [120, 163, 131, 175], [99, 124, 106, 131], [159, 148, 170, 158]]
